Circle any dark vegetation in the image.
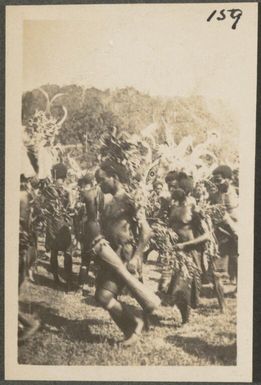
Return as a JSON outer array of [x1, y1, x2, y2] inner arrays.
[[22, 85, 239, 169]]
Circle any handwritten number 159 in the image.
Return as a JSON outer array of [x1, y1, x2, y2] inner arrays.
[[207, 9, 242, 30]]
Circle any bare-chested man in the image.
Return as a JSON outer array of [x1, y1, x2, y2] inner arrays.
[[76, 173, 105, 293], [93, 159, 154, 345], [212, 165, 238, 284], [45, 162, 72, 289]]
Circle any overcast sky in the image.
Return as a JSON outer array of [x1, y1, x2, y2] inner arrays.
[[23, 4, 257, 118]]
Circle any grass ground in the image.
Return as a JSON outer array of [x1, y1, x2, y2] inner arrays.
[[18, 250, 237, 366]]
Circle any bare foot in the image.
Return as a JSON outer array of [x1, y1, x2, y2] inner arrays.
[[53, 274, 63, 286], [28, 268, 36, 283], [18, 317, 41, 343], [121, 317, 144, 347], [121, 332, 140, 347], [143, 312, 150, 332], [135, 317, 144, 334]]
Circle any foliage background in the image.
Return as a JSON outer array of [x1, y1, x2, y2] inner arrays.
[[22, 85, 239, 170]]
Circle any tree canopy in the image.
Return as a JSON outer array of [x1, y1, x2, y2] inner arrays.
[[22, 84, 239, 168]]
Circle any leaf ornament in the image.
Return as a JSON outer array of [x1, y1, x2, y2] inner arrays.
[[34, 178, 71, 239]]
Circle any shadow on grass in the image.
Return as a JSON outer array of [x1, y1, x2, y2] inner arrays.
[[81, 294, 100, 307], [195, 302, 221, 317], [32, 266, 96, 292], [81, 294, 181, 332], [19, 301, 114, 345], [30, 274, 67, 292], [200, 284, 216, 299], [165, 334, 236, 365], [216, 331, 236, 340], [146, 312, 181, 329]]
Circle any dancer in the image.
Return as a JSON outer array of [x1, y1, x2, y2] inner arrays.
[[77, 173, 104, 293], [44, 161, 73, 289], [19, 175, 40, 341], [158, 171, 225, 322], [87, 130, 160, 345], [212, 165, 238, 284], [93, 159, 157, 345]]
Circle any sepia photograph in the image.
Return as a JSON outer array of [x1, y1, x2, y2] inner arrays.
[[5, 3, 257, 381]]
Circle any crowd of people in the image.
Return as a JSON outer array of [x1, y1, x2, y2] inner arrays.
[[19, 129, 239, 345]]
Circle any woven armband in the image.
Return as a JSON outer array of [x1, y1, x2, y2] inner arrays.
[[91, 235, 110, 254]]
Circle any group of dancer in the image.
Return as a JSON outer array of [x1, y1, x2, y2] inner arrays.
[[19, 126, 239, 345]]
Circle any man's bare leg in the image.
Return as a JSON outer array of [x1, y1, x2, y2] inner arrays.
[[95, 288, 144, 345], [121, 315, 144, 347], [50, 249, 62, 285], [18, 311, 41, 342], [64, 251, 73, 291]]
